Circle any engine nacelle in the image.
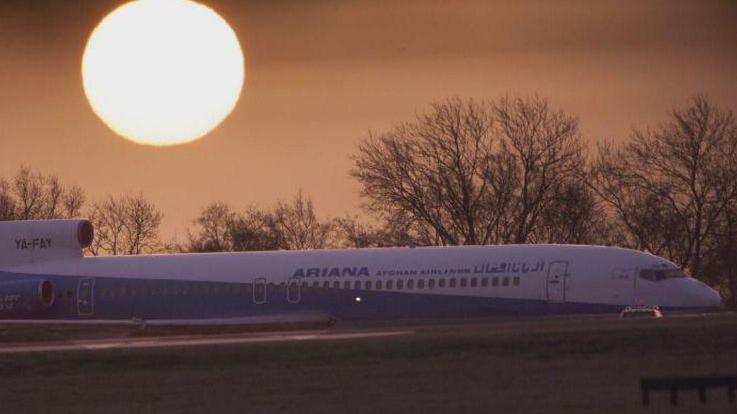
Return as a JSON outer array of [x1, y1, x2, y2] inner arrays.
[[0, 279, 55, 316], [0, 219, 93, 267]]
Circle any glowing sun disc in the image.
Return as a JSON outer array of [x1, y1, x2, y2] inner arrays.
[[82, 0, 245, 146]]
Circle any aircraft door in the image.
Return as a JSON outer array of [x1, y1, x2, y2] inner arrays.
[[287, 277, 301, 303], [253, 278, 267, 304], [546, 261, 567, 303], [77, 278, 95, 316]]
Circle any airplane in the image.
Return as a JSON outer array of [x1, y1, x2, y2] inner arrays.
[[0, 219, 722, 330]]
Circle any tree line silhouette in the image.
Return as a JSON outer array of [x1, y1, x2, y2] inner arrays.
[[1, 95, 735, 308]]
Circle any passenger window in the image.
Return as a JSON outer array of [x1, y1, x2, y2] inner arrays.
[[397, 279, 404, 290], [460, 278, 467, 288], [513, 276, 520, 286], [386, 280, 394, 289], [376, 280, 383, 290], [470, 278, 477, 288], [481, 277, 488, 287], [333, 281, 340, 289], [428, 279, 435, 289], [418, 279, 425, 289], [407, 279, 414, 289], [322, 281, 330, 288], [344, 280, 351, 289], [449, 278, 456, 288], [311, 281, 319, 288], [354, 280, 361, 289], [492, 277, 499, 287], [365, 280, 372, 290], [502, 277, 510, 286], [438, 279, 446, 288]]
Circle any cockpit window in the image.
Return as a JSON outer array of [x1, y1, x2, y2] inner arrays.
[[639, 268, 687, 282]]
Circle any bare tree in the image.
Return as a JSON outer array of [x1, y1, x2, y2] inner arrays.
[[0, 167, 85, 220], [229, 208, 283, 251], [333, 215, 424, 248], [124, 195, 164, 255], [88, 194, 163, 256], [12, 167, 45, 220], [352, 96, 590, 246], [333, 217, 385, 248], [703, 203, 737, 308], [87, 197, 127, 256], [537, 179, 607, 244], [186, 203, 236, 252], [0, 179, 17, 220], [273, 192, 333, 250], [493, 96, 587, 243], [353, 98, 500, 245], [63, 186, 85, 218], [591, 96, 737, 278], [186, 193, 333, 252], [187, 203, 283, 252]]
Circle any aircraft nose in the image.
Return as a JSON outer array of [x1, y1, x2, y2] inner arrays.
[[704, 286, 722, 309], [692, 279, 722, 309]]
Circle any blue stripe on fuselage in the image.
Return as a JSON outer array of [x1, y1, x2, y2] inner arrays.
[[0, 271, 701, 320]]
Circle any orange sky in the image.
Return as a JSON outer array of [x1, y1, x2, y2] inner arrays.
[[1, 0, 736, 240]]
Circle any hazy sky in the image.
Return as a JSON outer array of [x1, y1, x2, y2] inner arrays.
[[1, 0, 736, 239]]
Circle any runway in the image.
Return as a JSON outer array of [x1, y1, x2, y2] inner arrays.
[[0, 313, 734, 413], [0, 312, 726, 355], [0, 329, 413, 355]]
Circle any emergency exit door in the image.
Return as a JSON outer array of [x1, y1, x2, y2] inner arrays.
[[546, 261, 568, 303], [77, 278, 95, 316]]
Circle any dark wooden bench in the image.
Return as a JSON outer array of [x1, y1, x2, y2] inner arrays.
[[641, 376, 737, 406]]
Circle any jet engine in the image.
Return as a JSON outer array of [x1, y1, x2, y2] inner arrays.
[[0, 219, 93, 267], [0, 279, 55, 316]]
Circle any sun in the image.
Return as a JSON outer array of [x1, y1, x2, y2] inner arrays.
[[82, 0, 245, 146]]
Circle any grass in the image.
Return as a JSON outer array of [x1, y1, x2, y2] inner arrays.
[[0, 313, 735, 413]]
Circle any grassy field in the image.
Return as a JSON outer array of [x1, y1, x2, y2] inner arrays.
[[0, 313, 735, 413]]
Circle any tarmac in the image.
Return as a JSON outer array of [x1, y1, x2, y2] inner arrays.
[[0, 328, 413, 354]]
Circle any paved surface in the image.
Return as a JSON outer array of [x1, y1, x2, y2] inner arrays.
[[0, 329, 413, 354], [0, 312, 734, 413]]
